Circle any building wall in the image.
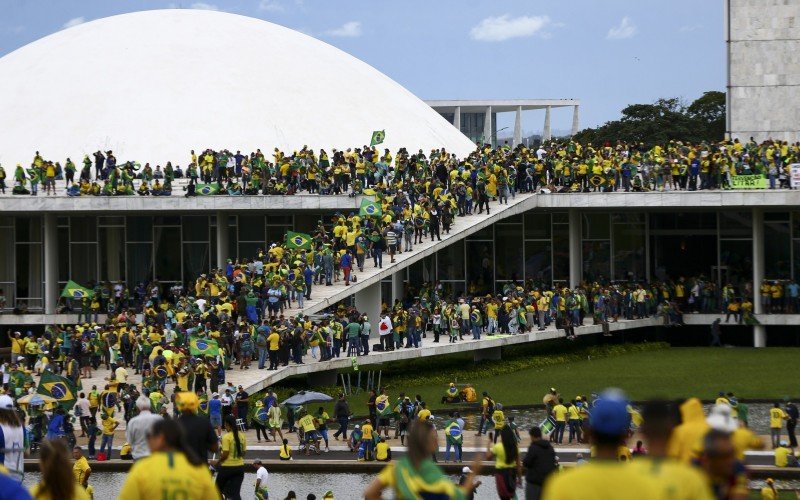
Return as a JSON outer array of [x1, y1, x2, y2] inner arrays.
[[728, 0, 800, 142]]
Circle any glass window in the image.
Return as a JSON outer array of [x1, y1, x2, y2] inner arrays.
[[127, 217, 153, 241], [16, 244, 42, 301], [440, 281, 466, 301], [611, 213, 644, 224], [650, 212, 716, 231], [98, 216, 125, 226], [524, 213, 551, 239], [765, 221, 791, 279], [0, 227, 14, 282], [153, 228, 181, 281], [153, 216, 181, 226], [0, 216, 12, 227], [182, 216, 209, 242], [582, 241, 610, 282], [267, 215, 294, 226], [613, 223, 646, 282], [267, 226, 290, 247], [582, 213, 609, 240], [720, 240, 752, 288], [183, 243, 210, 284], [525, 240, 552, 284], [499, 213, 523, 224], [495, 224, 523, 282], [408, 256, 435, 288], [70, 216, 97, 242], [70, 243, 98, 284], [765, 211, 789, 222], [238, 215, 265, 242], [552, 212, 569, 224], [466, 241, 493, 295], [57, 227, 70, 282], [15, 217, 42, 243], [552, 223, 570, 282], [719, 212, 752, 238], [126, 243, 152, 286], [468, 225, 493, 241], [437, 240, 464, 281], [100, 227, 126, 282], [238, 242, 263, 262]]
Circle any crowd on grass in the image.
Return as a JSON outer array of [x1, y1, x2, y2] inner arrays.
[[1, 137, 799, 197]]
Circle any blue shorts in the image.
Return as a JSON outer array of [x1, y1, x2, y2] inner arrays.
[[210, 414, 222, 427]]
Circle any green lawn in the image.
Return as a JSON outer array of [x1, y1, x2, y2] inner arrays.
[[271, 347, 800, 418]]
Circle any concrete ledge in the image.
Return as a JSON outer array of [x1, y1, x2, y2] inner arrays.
[[0, 313, 109, 327], [682, 314, 800, 326]]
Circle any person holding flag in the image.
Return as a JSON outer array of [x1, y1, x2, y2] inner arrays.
[[375, 388, 392, 439]]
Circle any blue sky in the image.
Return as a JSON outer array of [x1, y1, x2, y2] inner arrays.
[[0, 0, 724, 135]]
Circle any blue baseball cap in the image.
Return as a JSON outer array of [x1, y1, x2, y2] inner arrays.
[[590, 390, 631, 435]]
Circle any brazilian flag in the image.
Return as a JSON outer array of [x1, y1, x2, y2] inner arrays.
[[190, 337, 220, 357], [255, 405, 269, 425], [196, 183, 219, 196], [370, 130, 385, 147], [37, 371, 79, 410], [359, 198, 382, 217], [60, 280, 94, 299], [286, 231, 312, 251], [589, 174, 607, 188], [198, 393, 209, 416]]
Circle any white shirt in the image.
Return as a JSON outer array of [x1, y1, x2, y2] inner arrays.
[[378, 317, 393, 336], [75, 397, 91, 417], [255, 466, 268, 487], [0, 423, 25, 477], [220, 395, 232, 407]]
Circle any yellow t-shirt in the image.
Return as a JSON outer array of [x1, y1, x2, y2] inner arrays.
[[30, 483, 90, 500], [775, 446, 792, 467], [362, 423, 374, 440], [73, 456, 91, 485], [631, 457, 714, 500], [553, 404, 568, 422], [267, 333, 280, 351], [542, 460, 662, 500], [376, 442, 389, 461], [761, 486, 777, 500], [417, 409, 431, 422], [492, 410, 505, 429], [279, 444, 292, 459], [298, 415, 316, 434], [221, 432, 247, 467], [491, 442, 516, 469], [118, 451, 218, 500], [770, 408, 787, 428]]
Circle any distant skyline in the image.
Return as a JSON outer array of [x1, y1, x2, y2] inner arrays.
[[0, 0, 725, 135]]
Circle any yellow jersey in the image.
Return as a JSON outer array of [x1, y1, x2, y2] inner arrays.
[[552, 404, 568, 422], [376, 442, 390, 461], [770, 408, 786, 428], [542, 460, 662, 500], [631, 457, 714, 500], [30, 483, 90, 500], [221, 431, 247, 467], [118, 451, 218, 500], [73, 456, 91, 485]]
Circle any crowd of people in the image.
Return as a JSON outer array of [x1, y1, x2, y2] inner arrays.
[[2, 137, 799, 197]]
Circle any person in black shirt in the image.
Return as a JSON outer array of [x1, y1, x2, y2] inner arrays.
[[522, 426, 556, 500], [175, 392, 218, 463]]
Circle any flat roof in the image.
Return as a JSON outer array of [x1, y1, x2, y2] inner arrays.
[[425, 99, 580, 113]]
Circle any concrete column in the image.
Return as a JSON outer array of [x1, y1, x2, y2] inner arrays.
[[216, 211, 229, 270], [355, 281, 382, 340], [391, 270, 405, 306], [453, 106, 461, 131], [571, 105, 580, 136], [543, 106, 552, 142], [513, 105, 522, 147], [752, 207, 765, 347], [483, 106, 492, 145], [44, 213, 58, 314], [568, 209, 581, 288]]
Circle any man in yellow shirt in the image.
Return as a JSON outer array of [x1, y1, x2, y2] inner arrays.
[[551, 399, 568, 444], [72, 446, 91, 487], [542, 391, 662, 500], [774, 441, 794, 467], [770, 402, 787, 448]]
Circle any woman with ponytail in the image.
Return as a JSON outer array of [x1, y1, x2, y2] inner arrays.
[[214, 415, 247, 500], [118, 419, 217, 500], [30, 440, 89, 500]]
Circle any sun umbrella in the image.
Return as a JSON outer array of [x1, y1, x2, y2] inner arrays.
[[16, 393, 58, 410], [280, 391, 333, 406]]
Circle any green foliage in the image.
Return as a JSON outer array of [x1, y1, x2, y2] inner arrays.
[[574, 91, 726, 148]]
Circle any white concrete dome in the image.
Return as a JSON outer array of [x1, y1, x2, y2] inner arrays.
[[0, 9, 474, 167]]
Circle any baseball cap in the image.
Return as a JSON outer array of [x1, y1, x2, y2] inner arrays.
[[589, 390, 631, 435], [0, 395, 14, 410]]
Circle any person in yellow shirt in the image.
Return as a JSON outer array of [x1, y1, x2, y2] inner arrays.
[[567, 402, 582, 444], [551, 399, 568, 444], [542, 391, 663, 500], [375, 437, 391, 462], [72, 446, 91, 488], [491, 403, 505, 443], [119, 419, 218, 500], [774, 442, 795, 467], [214, 415, 247, 498], [760, 478, 777, 500], [770, 402, 787, 448], [632, 401, 714, 500], [417, 402, 432, 422], [30, 440, 90, 500]]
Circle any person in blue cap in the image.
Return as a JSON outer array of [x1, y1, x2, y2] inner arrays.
[[541, 389, 662, 500]]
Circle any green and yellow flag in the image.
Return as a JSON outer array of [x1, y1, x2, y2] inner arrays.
[[60, 280, 94, 299], [359, 198, 382, 217], [286, 231, 312, 251], [196, 183, 219, 196], [37, 371, 80, 410], [189, 337, 220, 357], [370, 130, 385, 147]]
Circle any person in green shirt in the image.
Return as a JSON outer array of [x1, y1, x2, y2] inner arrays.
[[345, 321, 361, 355]]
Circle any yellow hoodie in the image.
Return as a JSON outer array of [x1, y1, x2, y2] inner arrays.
[[667, 398, 708, 463]]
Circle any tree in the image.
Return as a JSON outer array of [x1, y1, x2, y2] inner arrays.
[[573, 91, 726, 147]]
